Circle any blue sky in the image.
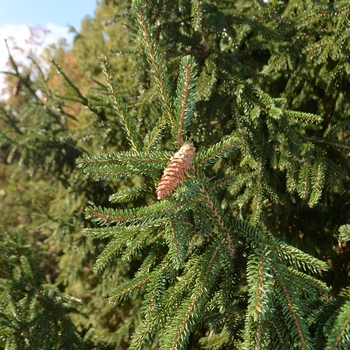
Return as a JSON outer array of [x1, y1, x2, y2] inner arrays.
[[0, 0, 98, 93], [0, 0, 97, 29]]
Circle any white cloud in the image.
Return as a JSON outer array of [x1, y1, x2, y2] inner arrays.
[[0, 23, 74, 98], [0, 24, 28, 72]]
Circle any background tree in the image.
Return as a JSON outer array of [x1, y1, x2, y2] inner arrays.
[[1, 0, 350, 349], [0, 12, 130, 349]]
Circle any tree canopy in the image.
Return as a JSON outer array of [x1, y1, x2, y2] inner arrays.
[[0, 1, 350, 349]]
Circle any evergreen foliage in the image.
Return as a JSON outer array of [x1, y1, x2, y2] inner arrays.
[[1, 0, 350, 349], [0, 229, 84, 349]]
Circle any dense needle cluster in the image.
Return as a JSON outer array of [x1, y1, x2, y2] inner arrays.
[[156, 142, 196, 199]]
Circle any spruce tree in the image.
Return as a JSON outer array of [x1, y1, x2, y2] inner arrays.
[[77, 0, 350, 349], [1, 0, 350, 349]]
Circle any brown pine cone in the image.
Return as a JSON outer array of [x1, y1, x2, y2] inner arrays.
[[156, 142, 195, 199]]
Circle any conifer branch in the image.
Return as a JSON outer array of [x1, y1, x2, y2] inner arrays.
[[143, 257, 172, 315], [339, 224, 350, 242], [135, 245, 166, 277], [109, 187, 148, 203], [83, 226, 134, 239], [132, 0, 174, 127], [85, 199, 200, 226], [198, 181, 236, 277], [191, 0, 202, 31], [165, 218, 186, 268], [267, 318, 287, 349], [164, 242, 223, 350], [199, 327, 230, 349], [108, 273, 154, 305], [77, 150, 172, 167], [232, 219, 328, 274], [144, 117, 168, 152], [295, 9, 328, 29], [247, 248, 273, 318], [325, 290, 350, 349], [308, 159, 326, 208], [130, 260, 198, 350], [77, 150, 172, 180], [303, 136, 350, 151], [206, 175, 236, 193], [255, 2, 284, 22], [199, 184, 230, 239], [272, 240, 328, 274], [297, 162, 312, 201], [52, 60, 87, 104], [327, 310, 350, 349], [122, 227, 162, 262], [99, 55, 143, 151], [93, 227, 152, 273], [283, 109, 322, 124], [81, 164, 140, 180], [274, 267, 310, 348], [195, 136, 239, 168], [174, 55, 198, 144], [286, 267, 328, 294]]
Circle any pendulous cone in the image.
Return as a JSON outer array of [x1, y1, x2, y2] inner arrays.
[[156, 142, 195, 199]]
